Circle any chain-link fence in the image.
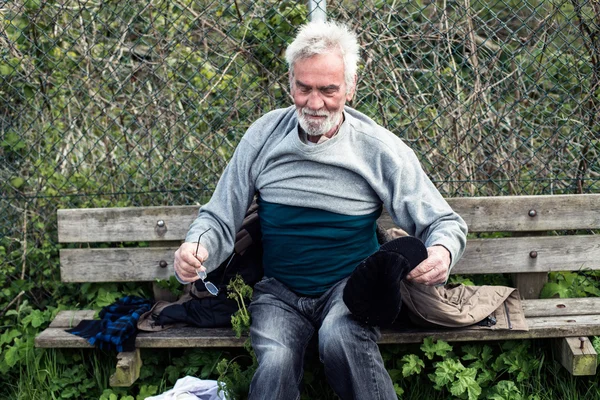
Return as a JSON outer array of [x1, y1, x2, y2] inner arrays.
[[1, 0, 600, 310]]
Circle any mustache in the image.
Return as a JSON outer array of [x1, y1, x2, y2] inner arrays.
[[301, 109, 330, 117]]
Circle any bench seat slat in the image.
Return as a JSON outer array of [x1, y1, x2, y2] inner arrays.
[[49, 310, 97, 328], [36, 315, 600, 348], [36, 328, 93, 348], [379, 315, 600, 344], [36, 298, 600, 348]]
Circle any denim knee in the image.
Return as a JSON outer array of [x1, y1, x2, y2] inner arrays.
[[319, 314, 376, 362], [255, 342, 303, 371]]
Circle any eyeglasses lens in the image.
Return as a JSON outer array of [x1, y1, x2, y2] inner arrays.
[[205, 281, 219, 296]]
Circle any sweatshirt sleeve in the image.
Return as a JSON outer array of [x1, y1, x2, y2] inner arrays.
[[386, 149, 468, 271], [184, 137, 259, 274]]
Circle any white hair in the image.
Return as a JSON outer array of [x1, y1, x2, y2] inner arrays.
[[285, 21, 360, 94]]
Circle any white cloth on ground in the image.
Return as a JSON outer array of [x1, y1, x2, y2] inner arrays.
[[145, 376, 228, 400]]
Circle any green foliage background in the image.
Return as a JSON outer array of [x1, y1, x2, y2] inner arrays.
[[2, 0, 600, 398]]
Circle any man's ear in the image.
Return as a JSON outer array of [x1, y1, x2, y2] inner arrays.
[[346, 74, 357, 102]]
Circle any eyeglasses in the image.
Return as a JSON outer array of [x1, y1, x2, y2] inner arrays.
[[195, 228, 219, 296]]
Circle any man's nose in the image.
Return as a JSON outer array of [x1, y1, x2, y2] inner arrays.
[[306, 91, 324, 110]]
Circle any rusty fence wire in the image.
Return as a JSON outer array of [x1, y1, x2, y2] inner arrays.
[[1, 0, 599, 317]]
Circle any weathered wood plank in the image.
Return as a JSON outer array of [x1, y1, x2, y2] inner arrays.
[[522, 298, 600, 317], [35, 327, 245, 348], [58, 195, 600, 244], [49, 310, 97, 328], [35, 328, 93, 348], [137, 315, 600, 346], [452, 235, 600, 274], [446, 194, 600, 232], [380, 315, 600, 344], [59, 234, 600, 282], [510, 232, 548, 299], [36, 311, 600, 348], [512, 273, 548, 299], [59, 247, 178, 282], [135, 327, 247, 348], [58, 206, 200, 243]]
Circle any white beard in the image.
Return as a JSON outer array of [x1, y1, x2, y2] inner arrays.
[[298, 108, 342, 137]]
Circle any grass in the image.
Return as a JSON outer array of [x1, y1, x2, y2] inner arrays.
[[4, 339, 600, 400]]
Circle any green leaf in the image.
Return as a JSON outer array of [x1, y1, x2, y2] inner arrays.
[[429, 358, 463, 389], [401, 354, 425, 377], [0, 64, 13, 76], [583, 285, 600, 296], [450, 367, 481, 400], [0, 329, 21, 346], [3, 345, 19, 368], [539, 282, 570, 299], [24, 0, 42, 10], [488, 380, 524, 400], [461, 344, 481, 360], [476, 367, 496, 387], [2, 132, 26, 150], [421, 337, 453, 360], [393, 383, 404, 397], [592, 336, 600, 355], [96, 288, 121, 308], [165, 365, 180, 384], [99, 389, 119, 400]]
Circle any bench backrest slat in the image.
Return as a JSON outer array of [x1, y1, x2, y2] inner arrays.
[[60, 247, 178, 282], [58, 194, 600, 244], [57, 206, 198, 243], [446, 194, 600, 232], [58, 235, 600, 282]]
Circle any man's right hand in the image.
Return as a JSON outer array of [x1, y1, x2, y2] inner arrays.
[[174, 242, 209, 283]]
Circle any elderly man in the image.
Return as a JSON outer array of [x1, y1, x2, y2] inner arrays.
[[174, 21, 467, 400]]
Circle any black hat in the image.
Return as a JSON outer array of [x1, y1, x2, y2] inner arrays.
[[343, 236, 428, 327]]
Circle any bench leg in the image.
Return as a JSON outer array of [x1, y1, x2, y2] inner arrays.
[[554, 337, 597, 376], [511, 272, 548, 299], [109, 349, 142, 387]]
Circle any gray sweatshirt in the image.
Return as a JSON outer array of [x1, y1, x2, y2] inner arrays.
[[185, 105, 467, 275]]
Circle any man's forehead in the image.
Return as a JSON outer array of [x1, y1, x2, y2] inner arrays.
[[292, 54, 345, 81], [293, 52, 344, 69]]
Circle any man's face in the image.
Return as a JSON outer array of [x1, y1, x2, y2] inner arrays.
[[291, 52, 355, 137]]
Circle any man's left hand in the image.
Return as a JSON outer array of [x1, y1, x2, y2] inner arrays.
[[405, 245, 451, 286]]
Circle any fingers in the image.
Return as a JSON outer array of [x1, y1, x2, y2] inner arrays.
[[406, 262, 446, 285], [406, 246, 450, 286], [174, 242, 209, 283]]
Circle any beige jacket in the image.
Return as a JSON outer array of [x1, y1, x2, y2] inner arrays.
[[400, 281, 528, 331]]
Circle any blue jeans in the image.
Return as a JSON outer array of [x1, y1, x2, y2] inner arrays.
[[248, 277, 396, 400]]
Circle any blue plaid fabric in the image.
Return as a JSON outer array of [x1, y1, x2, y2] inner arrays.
[[67, 296, 152, 352]]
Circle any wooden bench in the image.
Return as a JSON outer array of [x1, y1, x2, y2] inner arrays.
[[36, 194, 600, 385]]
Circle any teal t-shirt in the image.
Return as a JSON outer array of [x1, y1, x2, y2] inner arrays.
[[258, 197, 381, 296]]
